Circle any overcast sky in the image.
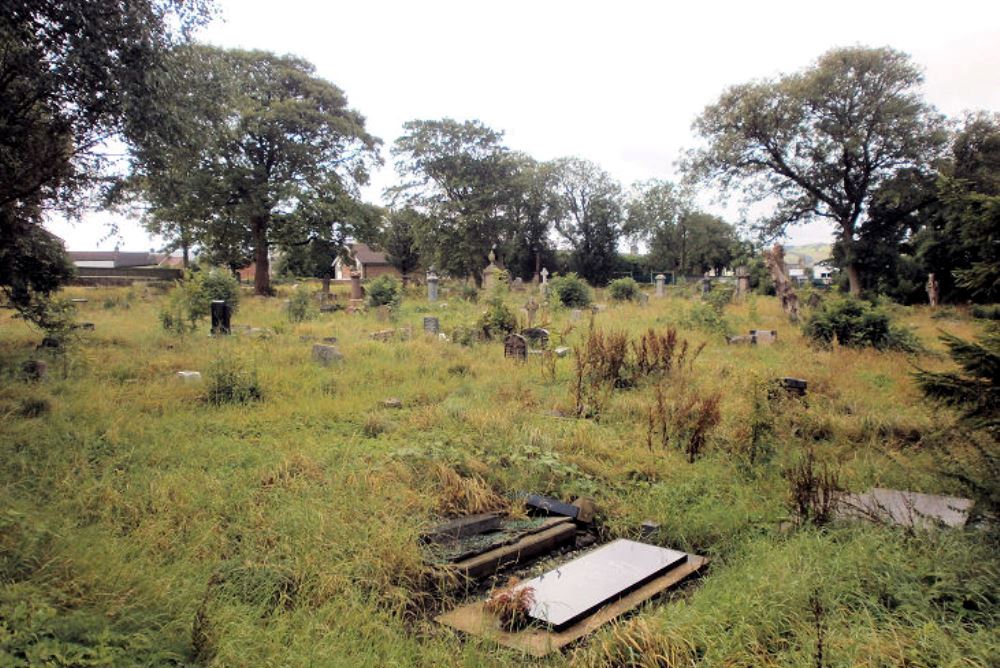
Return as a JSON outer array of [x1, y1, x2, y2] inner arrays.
[[47, 0, 1000, 252]]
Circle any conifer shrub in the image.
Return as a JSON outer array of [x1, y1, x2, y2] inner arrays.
[[476, 295, 516, 339], [366, 275, 401, 308], [804, 298, 920, 351]]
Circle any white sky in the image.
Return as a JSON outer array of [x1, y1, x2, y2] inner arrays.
[[47, 0, 1000, 252]]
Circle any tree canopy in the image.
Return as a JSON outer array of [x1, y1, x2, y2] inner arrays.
[[686, 46, 946, 296], [128, 45, 382, 294]]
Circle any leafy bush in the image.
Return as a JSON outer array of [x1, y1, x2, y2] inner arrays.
[[160, 268, 240, 334], [458, 283, 479, 303], [608, 277, 641, 301], [366, 275, 401, 308], [476, 296, 517, 339], [804, 298, 920, 351], [287, 284, 316, 323], [204, 357, 263, 405], [548, 273, 592, 307]]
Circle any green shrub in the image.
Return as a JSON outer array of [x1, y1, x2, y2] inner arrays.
[[686, 301, 732, 337], [458, 283, 479, 303], [608, 277, 641, 301], [204, 357, 263, 405], [287, 285, 316, 323], [804, 298, 920, 351], [549, 273, 592, 307], [366, 275, 401, 308], [476, 295, 517, 339], [160, 268, 240, 334]]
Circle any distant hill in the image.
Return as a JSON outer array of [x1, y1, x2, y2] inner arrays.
[[785, 243, 832, 267]]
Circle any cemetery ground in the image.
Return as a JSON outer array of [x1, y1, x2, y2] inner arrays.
[[1, 284, 997, 667]]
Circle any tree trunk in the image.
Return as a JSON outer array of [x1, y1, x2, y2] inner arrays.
[[533, 250, 541, 284], [181, 240, 190, 269], [840, 225, 862, 297], [252, 215, 271, 296]]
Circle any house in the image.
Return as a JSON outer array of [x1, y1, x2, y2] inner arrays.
[[333, 243, 402, 280], [68, 251, 158, 269], [813, 260, 838, 285]]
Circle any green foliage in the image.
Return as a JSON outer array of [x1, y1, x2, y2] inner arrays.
[[476, 296, 516, 339], [287, 285, 317, 323], [804, 298, 921, 351], [366, 275, 401, 308], [457, 283, 479, 303], [915, 332, 999, 436], [686, 287, 734, 337], [608, 277, 641, 301], [203, 356, 263, 405], [160, 268, 239, 334], [548, 272, 592, 307], [971, 304, 1000, 320]]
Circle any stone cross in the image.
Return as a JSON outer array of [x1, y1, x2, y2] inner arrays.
[[540, 267, 549, 284], [524, 298, 539, 327], [655, 274, 666, 298]]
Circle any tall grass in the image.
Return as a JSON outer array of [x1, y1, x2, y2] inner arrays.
[[0, 283, 995, 666]]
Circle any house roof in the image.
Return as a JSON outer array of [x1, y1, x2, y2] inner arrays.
[[351, 243, 389, 265]]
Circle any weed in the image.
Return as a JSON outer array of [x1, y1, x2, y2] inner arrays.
[[204, 356, 263, 405], [484, 577, 535, 631], [784, 447, 840, 526]]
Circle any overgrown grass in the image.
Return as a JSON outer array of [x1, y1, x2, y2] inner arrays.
[[0, 282, 996, 666]]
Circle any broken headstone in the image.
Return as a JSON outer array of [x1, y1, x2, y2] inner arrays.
[[836, 488, 973, 529], [778, 377, 807, 396], [422, 512, 502, 544], [521, 327, 549, 349], [525, 493, 579, 520]]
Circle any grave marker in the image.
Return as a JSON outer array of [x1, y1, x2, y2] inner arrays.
[[210, 300, 231, 335], [423, 316, 440, 334], [312, 344, 343, 365], [504, 333, 527, 361]]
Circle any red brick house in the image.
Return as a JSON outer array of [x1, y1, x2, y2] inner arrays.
[[333, 243, 402, 280]]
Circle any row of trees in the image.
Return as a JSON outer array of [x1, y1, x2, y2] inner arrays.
[[2, 2, 996, 314]]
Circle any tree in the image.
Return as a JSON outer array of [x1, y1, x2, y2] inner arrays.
[[129, 46, 382, 295], [390, 119, 516, 284], [550, 158, 623, 285], [686, 46, 946, 296], [381, 209, 423, 283], [626, 180, 739, 276], [1, 0, 213, 320], [506, 156, 559, 282]]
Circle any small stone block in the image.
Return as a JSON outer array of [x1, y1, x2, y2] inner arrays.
[[380, 397, 403, 409], [571, 497, 597, 524], [312, 344, 343, 365], [554, 347, 570, 357], [177, 371, 202, 382], [525, 494, 580, 520]]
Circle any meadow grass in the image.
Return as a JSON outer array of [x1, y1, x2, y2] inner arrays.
[[0, 283, 996, 666]]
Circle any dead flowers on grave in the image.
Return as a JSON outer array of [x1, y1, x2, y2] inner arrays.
[[484, 577, 536, 631]]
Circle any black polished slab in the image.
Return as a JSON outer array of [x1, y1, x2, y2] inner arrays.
[[519, 539, 687, 630]]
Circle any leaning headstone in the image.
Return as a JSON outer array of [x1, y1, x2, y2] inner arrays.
[[504, 333, 527, 361], [423, 316, 440, 335], [655, 274, 666, 298], [525, 493, 580, 519], [177, 371, 202, 383], [524, 298, 539, 327], [21, 360, 47, 381], [312, 344, 343, 365], [210, 300, 232, 335]]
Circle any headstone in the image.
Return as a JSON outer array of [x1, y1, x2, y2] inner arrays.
[[312, 343, 343, 365], [349, 272, 363, 301], [512, 277, 525, 292], [570, 309, 582, 322], [380, 397, 403, 409], [778, 377, 808, 396], [735, 266, 750, 297], [210, 300, 231, 335], [726, 335, 756, 345], [638, 292, 649, 306], [554, 346, 570, 357], [521, 327, 549, 349], [423, 316, 440, 335], [655, 274, 666, 298], [422, 512, 502, 544], [370, 329, 395, 342], [427, 271, 439, 302], [21, 360, 47, 381], [700, 278, 712, 295], [540, 267, 549, 295], [376, 305, 390, 322], [504, 333, 527, 361], [926, 273, 939, 308], [524, 298, 539, 327], [177, 371, 202, 383], [514, 539, 687, 631]]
